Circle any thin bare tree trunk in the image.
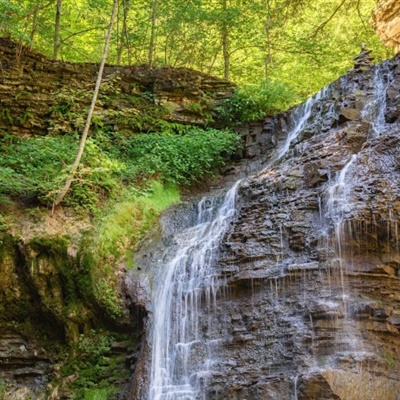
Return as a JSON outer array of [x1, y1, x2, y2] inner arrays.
[[222, 0, 229, 80], [53, 0, 62, 60], [117, 0, 131, 64], [30, 1, 40, 43], [148, 0, 158, 67], [264, 0, 272, 85], [53, 0, 118, 206]]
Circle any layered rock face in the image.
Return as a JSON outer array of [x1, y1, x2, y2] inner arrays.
[[0, 38, 235, 137], [208, 56, 400, 399], [132, 54, 400, 399], [372, 0, 400, 52]]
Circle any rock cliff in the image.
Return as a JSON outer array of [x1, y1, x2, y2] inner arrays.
[[0, 37, 235, 138], [212, 55, 400, 399], [131, 53, 400, 399], [372, 0, 400, 52]]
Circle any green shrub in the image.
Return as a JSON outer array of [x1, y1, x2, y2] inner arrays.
[[116, 128, 240, 185], [60, 330, 123, 400], [215, 81, 298, 126], [0, 135, 123, 209], [0, 379, 5, 400], [81, 388, 116, 400]]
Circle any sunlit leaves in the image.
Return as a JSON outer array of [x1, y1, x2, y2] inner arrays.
[[4, 0, 391, 101]]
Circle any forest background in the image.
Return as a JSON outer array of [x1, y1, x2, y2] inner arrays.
[[0, 0, 392, 102]]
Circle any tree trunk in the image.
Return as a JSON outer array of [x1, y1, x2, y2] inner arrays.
[[264, 0, 272, 85], [117, 0, 131, 64], [53, 0, 62, 60], [53, 0, 118, 206], [222, 0, 229, 80], [30, 1, 40, 43], [148, 0, 158, 67]]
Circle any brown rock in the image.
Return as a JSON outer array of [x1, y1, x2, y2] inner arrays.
[[372, 0, 400, 52], [340, 108, 361, 121]]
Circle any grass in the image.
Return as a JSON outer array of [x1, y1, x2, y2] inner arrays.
[[93, 181, 180, 262]]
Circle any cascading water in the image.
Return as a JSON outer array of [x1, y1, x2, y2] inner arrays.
[[362, 61, 394, 136], [148, 181, 240, 400], [324, 61, 395, 275], [259, 85, 331, 174], [315, 60, 397, 376]]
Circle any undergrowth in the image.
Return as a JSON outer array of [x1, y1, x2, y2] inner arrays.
[[0, 121, 239, 322], [215, 80, 298, 126], [59, 330, 128, 400], [86, 181, 180, 318], [0, 81, 287, 397]]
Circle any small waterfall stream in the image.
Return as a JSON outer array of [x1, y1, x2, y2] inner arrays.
[[362, 61, 394, 136], [148, 182, 240, 400], [147, 78, 334, 400], [265, 86, 331, 169], [312, 61, 397, 384]]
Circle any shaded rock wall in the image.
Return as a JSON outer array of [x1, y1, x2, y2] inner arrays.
[[0, 229, 145, 398]]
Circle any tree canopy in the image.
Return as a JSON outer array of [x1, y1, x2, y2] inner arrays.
[[0, 0, 391, 99]]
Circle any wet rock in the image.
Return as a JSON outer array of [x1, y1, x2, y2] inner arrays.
[[340, 108, 361, 121], [130, 54, 400, 399]]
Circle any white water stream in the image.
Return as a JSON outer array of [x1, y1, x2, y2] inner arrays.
[[275, 86, 329, 162], [148, 181, 240, 400], [362, 61, 393, 136]]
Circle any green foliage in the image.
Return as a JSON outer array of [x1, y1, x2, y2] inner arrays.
[[93, 278, 122, 319], [216, 82, 298, 126], [0, 214, 7, 233], [1, 0, 389, 99], [93, 181, 180, 260], [116, 128, 240, 185], [382, 351, 396, 368], [0, 135, 123, 209], [77, 181, 180, 318], [0, 108, 14, 125], [0, 378, 5, 400], [81, 388, 116, 400], [76, 330, 113, 358], [60, 330, 124, 400]]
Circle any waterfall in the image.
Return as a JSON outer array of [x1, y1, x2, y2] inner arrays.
[[314, 59, 397, 376], [148, 181, 240, 400], [142, 58, 399, 400], [274, 86, 330, 164], [362, 61, 394, 136]]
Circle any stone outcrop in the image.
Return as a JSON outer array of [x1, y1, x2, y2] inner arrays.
[[0, 38, 235, 137], [0, 231, 138, 397], [372, 0, 400, 52]]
